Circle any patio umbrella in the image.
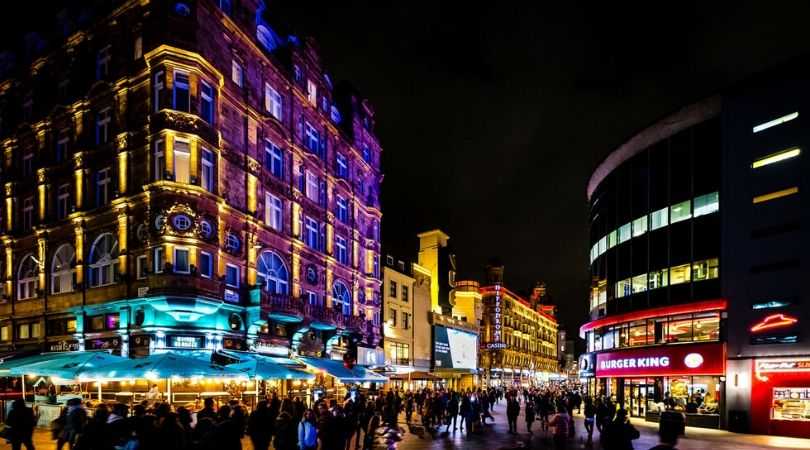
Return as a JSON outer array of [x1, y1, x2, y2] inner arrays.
[[78, 352, 247, 380], [298, 357, 388, 383], [0, 351, 84, 374], [8, 351, 128, 379], [229, 354, 315, 380]]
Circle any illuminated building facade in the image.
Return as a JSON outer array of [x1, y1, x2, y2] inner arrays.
[[583, 64, 810, 437], [0, 0, 382, 364], [479, 277, 558, 386]]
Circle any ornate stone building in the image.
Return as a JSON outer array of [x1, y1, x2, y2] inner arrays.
[[0, 0, 382, 362]]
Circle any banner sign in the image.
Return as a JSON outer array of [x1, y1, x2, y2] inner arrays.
[[595, 342, 725, 377]]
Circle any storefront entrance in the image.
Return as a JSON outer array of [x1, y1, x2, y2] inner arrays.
[[624, 378, 656, 418]]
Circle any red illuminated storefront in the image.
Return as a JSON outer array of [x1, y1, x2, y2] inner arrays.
[[595, 342, 726, 428], [751, 358, 810, 438]]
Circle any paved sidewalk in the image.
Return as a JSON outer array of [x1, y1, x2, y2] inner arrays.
[[10, 401, 810, 449]]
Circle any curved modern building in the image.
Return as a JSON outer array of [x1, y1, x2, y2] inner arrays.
[[581, 66, 810, 437]]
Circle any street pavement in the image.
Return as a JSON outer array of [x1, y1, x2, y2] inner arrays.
[[11, 400, 810, 449]]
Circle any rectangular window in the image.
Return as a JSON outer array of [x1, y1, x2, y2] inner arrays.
[[336, 196, 348, 223], [56, 132, 69, 163], [57, 184, 71, 219], [632, 215, 648, 237], [96, 45, 111, 79], [632, 273, 647, 294], [692, 258, 719, 281], [389, 280, 397, 298], [200, 80, 214, 124], [753, 187, 799, 204], [18, 324, 29, 340], [598, 236, 607, 256], [96, 108, 111, 145], [650, 207, 669, 230], [389, 308, 397, 327], [22, 196, 33, 231], [264, 141, 284, 178], [307, 79, 317, 105], [306, 291, 319, 306], [402, 285, 409, 302], [231, 60, 244, 87], [694, 192, 719, 217], [305, 217, 319, 250], [666, 315, 693, 343], [670, 200, 691, 223], [136, 254, 147, 280], [201, 148, 215, 192], [199, 251, 213, 278], [22, 153, 33, 176], [618, 222, 632, 243], [753, 112, 799, 133], [305, 171, 319, 202], [174, 247, 190, 274], [616, 278, 632, 298], [225, 264, 240, 287], [335, 236, 348, 265], [265, 194, 282, 231], [403, 312, 411, 330], [264, 83, 283, 120], [336, 154, 349, 178], [648, 268, 669, 290], [96, 168, 111, 206], [1, 326, 10, 341], [693, 313, 720, 341], [173, 71, 190, 112], [154, 139, 165, 181], [670, 263, 691, 285], [362, 143, 372, 163], [304, 122, 319, 152], [153, 71, 164, 113], [607, 230, 617, 249], [173, 139, 190, 183], [153, 247, 165, 274], [218, 0, 232, 14], [134, 35, 143, 60]]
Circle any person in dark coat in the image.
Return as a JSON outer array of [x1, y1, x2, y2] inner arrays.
[[196, 398, 217, 423], [506, 395, 520, 434], [213, 405, 242, 450], [6, 399, 36, 450], [318, 403, 341, 450], [602, 409, 640, 450], [74, 404, 112, 450], [274, 411, 297, 450], [446, 393, 459, 431], [248, 400, 272, 450], [524, 399, 536, 434], [659, 405, 685, 440]]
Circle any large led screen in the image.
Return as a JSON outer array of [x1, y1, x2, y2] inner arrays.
[[434, 326, 478, 370]]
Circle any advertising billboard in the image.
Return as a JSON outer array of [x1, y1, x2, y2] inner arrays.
[[595, 342, 725, 378], [434, 326, 478, 370]]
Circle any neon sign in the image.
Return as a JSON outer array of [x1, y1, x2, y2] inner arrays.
[[750, 314, 798, 333], [595, 342, 724, 377], [492, 284, 503, 347], [755, 358, 810, 382]]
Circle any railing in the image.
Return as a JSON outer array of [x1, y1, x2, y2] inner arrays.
[[304, 304, 337, 326], [260, 292, 304, 319]]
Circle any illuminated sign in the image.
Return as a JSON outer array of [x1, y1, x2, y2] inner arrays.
[[224, 289, 240, 303], [492, 284, 503, 346], [595, 342, 725, 377], [756, 358, 810, 381], [168, 335, 202, 349], [579, 353, 595, 378], [751, 314, 798, 333]]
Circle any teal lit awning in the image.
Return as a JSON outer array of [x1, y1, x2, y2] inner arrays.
[[228, 354, 314, 381], [6, 352, 128, 380], [298, 357, 387, 383], [78, 352, 246, 380]]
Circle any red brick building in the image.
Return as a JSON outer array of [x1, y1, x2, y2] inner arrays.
[[0, 0, 382, 364]]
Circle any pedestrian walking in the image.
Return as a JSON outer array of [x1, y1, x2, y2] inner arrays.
[[602, 409, 640, 450], [6, 399, 36, 450], [247, 400, 272, 450], [525, 399, 536, 434], [298, 409, 318, 450], [506, 394, 520, 434], [583, 397, 596, 444], [549, 404, 571, 450]]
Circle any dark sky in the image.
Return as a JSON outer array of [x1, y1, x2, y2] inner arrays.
[[271, 1, 810, 334], [6, 1, 810, 335]]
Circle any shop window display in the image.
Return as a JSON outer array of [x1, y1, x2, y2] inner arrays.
[[772, 388, 810, 421]]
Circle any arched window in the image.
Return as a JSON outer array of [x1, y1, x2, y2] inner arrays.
[[256, 251, 288, 294], [17, 254, 38, 300], [51, 244, 76, 294], [332, 280, 352, 316], [88, 233, 118, 288]]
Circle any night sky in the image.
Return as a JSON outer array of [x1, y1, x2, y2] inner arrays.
[[6, 1, 810, 335]]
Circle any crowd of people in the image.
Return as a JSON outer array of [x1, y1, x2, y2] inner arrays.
[[2, 384, 686, 450]]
